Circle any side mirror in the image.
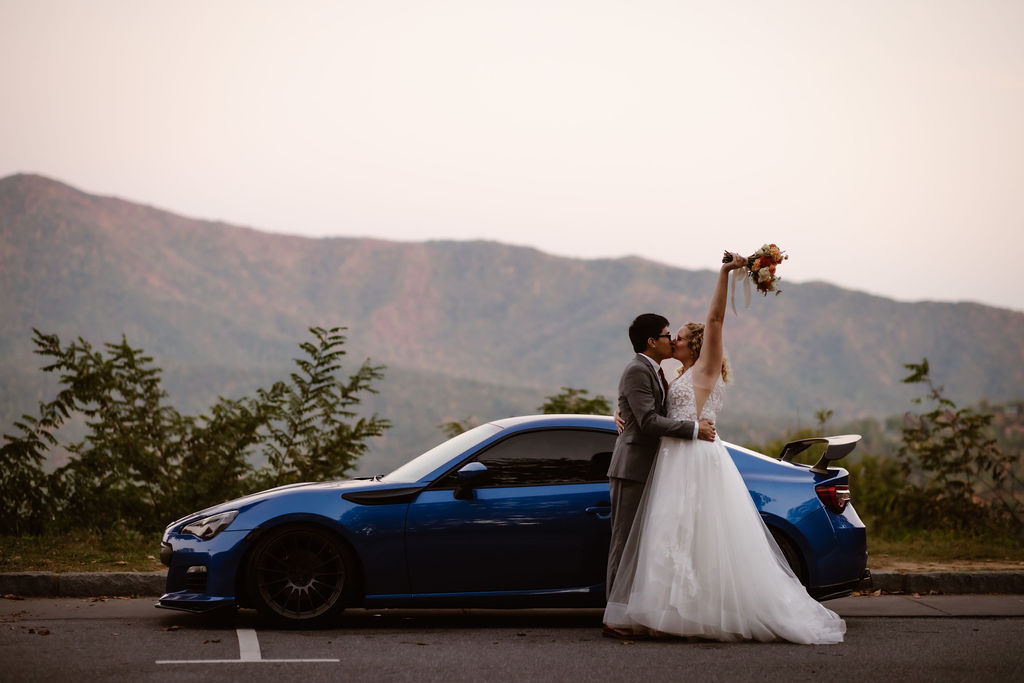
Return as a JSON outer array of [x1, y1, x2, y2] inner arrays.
[[454, 461, 488, 500], [778, 434, 861, 474]]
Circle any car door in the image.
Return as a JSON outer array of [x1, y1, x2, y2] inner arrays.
[[404, 428, 615, 596]]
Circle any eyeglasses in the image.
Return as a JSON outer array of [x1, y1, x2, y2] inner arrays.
[[654, 334, 672, 341]]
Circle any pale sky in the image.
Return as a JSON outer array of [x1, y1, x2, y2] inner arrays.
[[2, 0, 1022, 311]]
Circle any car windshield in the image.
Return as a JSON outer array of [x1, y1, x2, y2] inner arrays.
[[381, 423, 504, 483]]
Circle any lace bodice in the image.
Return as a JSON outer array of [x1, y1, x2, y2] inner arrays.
[[667, 369, 725, 422]]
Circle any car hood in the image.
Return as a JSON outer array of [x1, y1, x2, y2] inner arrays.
[[166, 477, 391, 530]]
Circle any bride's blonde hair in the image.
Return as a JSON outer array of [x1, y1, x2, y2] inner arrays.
[[676, 322, 731, 383]]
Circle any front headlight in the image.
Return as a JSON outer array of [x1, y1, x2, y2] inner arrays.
[[181, 510, 239, 540]]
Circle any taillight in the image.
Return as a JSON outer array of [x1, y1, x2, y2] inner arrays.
[[815, 484, 851, 513]]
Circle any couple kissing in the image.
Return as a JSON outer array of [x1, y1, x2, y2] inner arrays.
[[602, 252, 846, 644]]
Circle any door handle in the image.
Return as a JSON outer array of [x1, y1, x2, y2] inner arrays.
[[585, 505, 612, 521]]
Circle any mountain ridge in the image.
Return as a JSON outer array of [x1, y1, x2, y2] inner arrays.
[[3, 173, 1022, 474]]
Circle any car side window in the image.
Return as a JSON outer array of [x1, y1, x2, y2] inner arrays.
[[438, 429, 615, 488]]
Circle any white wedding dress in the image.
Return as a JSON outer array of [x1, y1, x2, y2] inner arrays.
[[604, 369, 846, 644]]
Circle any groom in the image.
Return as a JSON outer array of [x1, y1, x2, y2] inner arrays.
[[605, 314, 715, 603]]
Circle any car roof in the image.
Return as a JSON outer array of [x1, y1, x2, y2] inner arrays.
[[486, 414, 616, 431]]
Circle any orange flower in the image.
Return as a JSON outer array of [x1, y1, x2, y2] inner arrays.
[[729, 243, 786, 298]]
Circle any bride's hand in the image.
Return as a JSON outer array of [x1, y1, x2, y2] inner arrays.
[[614, 408, 625, 434], [722, 252, 746, 272]]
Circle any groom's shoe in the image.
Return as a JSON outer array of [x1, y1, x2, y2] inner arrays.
[[602, 625, 649, 641]]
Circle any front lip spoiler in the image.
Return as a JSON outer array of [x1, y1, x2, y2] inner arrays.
[[157, 592, 237, 614]]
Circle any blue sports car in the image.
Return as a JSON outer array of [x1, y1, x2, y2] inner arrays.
[[158, 415, 869, 627]]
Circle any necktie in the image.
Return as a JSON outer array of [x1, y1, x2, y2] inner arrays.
[[658, 367, 669, 404]]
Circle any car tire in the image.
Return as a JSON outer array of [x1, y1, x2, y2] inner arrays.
[[245, 524, 358, 628], [769, 527, 808, 586]]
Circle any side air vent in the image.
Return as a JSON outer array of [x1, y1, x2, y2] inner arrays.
[[342, 486, 425, 505]]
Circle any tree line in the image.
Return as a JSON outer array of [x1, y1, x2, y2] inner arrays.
[[0, 328, 613, 536], [0, 327, 388, 535], [1, 326, 1019, 541], [847, 359, 1021, 539], [747, 360, 1022, 540]]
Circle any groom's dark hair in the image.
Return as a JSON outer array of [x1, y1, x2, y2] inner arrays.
[[629, 313, 670, 353]]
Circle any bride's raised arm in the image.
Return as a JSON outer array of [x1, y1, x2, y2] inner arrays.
[[693, 252, 746, 389]]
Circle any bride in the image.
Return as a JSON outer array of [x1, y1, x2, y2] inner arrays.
[[603, 252, 846, 644]]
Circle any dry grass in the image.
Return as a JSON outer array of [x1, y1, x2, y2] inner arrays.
[[868, 533, 1024, 572], [0, 532, 164, 573]]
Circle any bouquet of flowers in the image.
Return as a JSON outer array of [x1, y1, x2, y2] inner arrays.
[[723, 243, 787, 296]]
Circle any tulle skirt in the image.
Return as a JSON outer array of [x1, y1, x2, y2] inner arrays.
[[604, 436, 846, 644]]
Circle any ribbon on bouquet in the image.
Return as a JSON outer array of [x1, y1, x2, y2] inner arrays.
[[723, 245, 787, 314], [729, 266, 752, 315], [723, 251, 751, 315]]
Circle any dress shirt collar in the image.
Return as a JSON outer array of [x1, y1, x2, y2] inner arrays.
[[639, 353, 662, 372]]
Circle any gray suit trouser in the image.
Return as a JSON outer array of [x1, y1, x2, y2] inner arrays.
[[606, 476, 646, 599]]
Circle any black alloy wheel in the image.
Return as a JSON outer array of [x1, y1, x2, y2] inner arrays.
[[247, 525, 356, 627]]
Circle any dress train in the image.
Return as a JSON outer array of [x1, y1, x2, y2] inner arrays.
[[604, 371, 845, 644]]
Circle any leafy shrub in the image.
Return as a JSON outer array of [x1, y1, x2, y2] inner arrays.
[[896, 359, 1022, 536], [538, 387, 612, 415], [0, 327, 389, 534]]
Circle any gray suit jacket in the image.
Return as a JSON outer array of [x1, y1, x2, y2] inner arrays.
[[606, 353, 697, 484]]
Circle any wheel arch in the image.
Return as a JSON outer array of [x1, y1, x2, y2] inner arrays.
[[233, 514, 366, 609], [761, 514, 811, 586]]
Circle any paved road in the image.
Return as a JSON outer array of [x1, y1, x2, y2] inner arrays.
[[3, 597, 1023, 681]]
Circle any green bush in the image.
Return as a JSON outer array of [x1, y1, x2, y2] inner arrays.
[[894, 359, 1022, 537], [745, 360, 1023, 542], [0, 327, 389, 534], [538, 387, 612, 415]]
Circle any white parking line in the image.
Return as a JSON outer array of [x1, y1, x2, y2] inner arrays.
[[156, 628, 341, 665]]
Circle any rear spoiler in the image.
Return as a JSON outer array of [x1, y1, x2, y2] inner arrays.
[[778, 434, 861, 474]]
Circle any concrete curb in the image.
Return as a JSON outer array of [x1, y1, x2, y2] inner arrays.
[[868, 570, 1024, 595], [0, 571, 166, 598], [1, 570, 1024, 598]]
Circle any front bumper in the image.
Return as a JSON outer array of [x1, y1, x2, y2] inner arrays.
[[158, 528, 252, 612]]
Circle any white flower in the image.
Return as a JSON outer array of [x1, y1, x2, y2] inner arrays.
[[758, 267, 772, 283]]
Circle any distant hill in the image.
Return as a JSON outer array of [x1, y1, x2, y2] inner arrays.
[[3, 173, 1023, 474]]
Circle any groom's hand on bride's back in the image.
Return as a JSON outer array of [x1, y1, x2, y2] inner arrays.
[[698, 420, 716, 441]]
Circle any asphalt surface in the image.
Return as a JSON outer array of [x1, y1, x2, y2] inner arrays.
[[4, 597, 1024, 682], [5, 594, 1024, 619], [1, 570, 1023, 600]]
